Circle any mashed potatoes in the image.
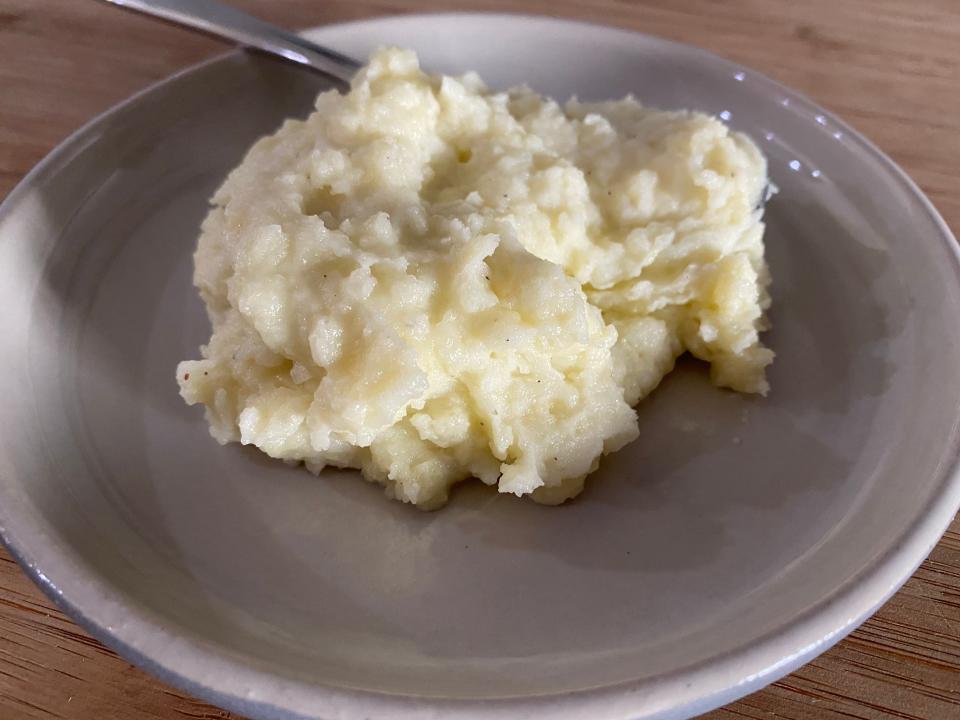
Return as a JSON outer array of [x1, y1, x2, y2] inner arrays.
[[177, 48, 773, 509]]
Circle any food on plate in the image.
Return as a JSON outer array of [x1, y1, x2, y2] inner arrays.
[[177, 48, 773, 509]]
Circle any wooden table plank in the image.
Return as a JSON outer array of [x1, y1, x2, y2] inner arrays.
[[2, 1, 959, 718]]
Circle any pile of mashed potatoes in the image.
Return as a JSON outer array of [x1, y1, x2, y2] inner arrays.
[[177, 48, 773, 509]]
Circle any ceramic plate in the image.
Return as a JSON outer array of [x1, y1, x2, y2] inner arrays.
[[2, 13, 959, 720]]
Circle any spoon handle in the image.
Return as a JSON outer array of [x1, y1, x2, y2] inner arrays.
[[100, 0, 361, 81]]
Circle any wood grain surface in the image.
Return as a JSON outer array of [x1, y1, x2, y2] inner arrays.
[[2, 1, 959, 718]]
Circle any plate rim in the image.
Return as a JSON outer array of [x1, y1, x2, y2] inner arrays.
[[2, 11, 959, 720]]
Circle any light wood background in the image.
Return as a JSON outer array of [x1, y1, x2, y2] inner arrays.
[[2, 1, 959, 718]]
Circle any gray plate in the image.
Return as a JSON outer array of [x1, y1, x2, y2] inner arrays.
[[2, 13, 960, 720]]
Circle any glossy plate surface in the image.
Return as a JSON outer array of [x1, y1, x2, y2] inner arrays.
[[1, 13, 959, 720]]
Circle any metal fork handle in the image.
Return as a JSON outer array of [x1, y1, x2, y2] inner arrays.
[[101, 0, 361, 81]]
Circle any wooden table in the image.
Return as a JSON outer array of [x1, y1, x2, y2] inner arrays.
[[2, 1, 959, 717]]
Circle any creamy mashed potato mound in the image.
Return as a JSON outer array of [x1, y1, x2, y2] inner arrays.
[[177, 48, 773, 509]]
